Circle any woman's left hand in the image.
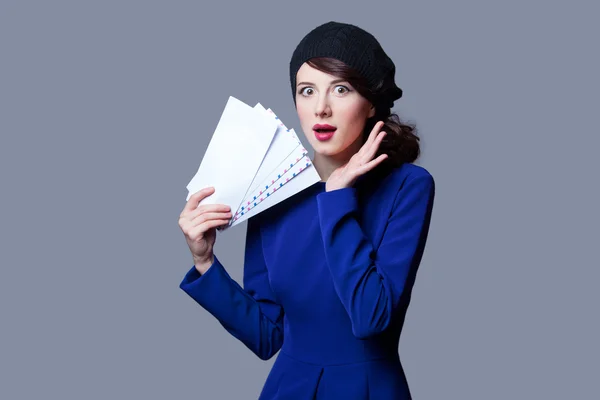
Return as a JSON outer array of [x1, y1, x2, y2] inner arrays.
[[325, 121, 388, 192]]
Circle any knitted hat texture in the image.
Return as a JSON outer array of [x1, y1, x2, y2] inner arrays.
[[289, 21, 403, 108]]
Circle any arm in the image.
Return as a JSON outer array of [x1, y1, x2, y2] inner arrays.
[[316, 173, 435, 339], [179, 215, 284, 360]]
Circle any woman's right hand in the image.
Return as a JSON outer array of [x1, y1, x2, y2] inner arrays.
[[178, 187, 232, 274]]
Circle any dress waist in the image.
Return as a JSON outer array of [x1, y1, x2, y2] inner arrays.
[[281, 330, 400, 366]]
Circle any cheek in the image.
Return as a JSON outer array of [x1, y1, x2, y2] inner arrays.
[[296, 103, 312, 127], [340, 104, 369, 129]]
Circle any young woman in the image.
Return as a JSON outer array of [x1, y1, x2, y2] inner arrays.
[[178, 21, 435, 399]]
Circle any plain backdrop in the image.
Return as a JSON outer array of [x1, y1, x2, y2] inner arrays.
[[1, 1, 598, 399]]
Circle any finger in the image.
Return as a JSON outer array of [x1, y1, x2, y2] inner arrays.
[[190, 211, 233, 227], [181, 209, 231, 231], [189, 219, 232, 238], [181, 207, 231, 230], [371, 131, 387, 158], [188, 203, 232, 219], [358, 121, 384, 158], [364, 131, 387, 161], [183, 187, 215, 213], [366, 121, 385, 148], [358, 153, 388, 174]]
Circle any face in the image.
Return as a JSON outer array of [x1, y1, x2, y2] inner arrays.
[[295, 62, 375, 158]]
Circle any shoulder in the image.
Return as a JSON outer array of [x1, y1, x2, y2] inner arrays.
[[369, 163, 434, 197], [354, 163, 434, 219], [390, 163, 433, 184], [377, 164, 435, 224]]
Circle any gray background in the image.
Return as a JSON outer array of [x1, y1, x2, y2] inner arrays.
[[1, 0, 598, 399]]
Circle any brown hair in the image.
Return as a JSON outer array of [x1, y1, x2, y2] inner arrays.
[[305, 57, 420, 170]]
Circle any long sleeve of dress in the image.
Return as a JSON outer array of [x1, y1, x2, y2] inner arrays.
[[316, 172, 435, 339], [179, 215, 284, 360]]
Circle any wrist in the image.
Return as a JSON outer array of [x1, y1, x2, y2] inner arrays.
[[193, 254, 214, 275]]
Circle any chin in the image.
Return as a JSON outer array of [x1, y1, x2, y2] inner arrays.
[[313, 143, 347, 157], [314, 148, 338, 157]]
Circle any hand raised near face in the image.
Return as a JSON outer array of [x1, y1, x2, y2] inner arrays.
[[325, 121, 388, 192]]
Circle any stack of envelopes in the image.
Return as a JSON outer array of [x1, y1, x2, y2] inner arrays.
[[186, 96, 322, 229]]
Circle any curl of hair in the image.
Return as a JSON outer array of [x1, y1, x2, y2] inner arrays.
[[305, 57, 420, 171]]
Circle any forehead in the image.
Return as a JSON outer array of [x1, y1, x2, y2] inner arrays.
[[296, 62, 341, 84]]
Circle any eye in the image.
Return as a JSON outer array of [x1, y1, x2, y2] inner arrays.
[[299, 87, 314, 96], [334, 85, 350, 95]]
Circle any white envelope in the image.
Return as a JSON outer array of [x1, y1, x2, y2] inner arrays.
[[232, 145, 308, 221], [185, 96, 278, 211], [228, 107, 321, 227], [237, 103, 302, 209], [185, 97, 322, 230], [230, 157, 321, 226], [265, 107, 302, 145]]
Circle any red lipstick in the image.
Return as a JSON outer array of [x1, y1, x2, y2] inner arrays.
[[313, 124, 337, 141]]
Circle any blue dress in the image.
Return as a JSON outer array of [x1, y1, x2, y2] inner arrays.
[[180, 163, 435, 399]]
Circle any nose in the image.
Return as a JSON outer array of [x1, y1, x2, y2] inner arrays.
[[314, 94, 331, 118]]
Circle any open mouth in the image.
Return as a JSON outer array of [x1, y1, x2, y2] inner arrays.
[[314, 129, 336, 141], [314, 128, 336, 133], [313, 124, 337, 132], [313, 124, 337, 141]]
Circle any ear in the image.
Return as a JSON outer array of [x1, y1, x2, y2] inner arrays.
[[368, 104, 376, 118]]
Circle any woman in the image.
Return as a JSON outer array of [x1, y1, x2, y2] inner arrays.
[[178, 21, 435, 399]]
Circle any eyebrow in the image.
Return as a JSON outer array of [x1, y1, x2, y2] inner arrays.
[[296, 78, 348, 87]]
